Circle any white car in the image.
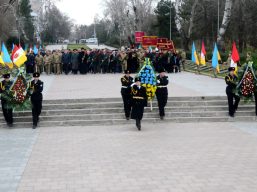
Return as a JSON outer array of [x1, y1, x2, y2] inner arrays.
[[86, 38, 98, 44]]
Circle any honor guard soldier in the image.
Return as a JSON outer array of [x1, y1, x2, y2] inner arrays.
[[0, 74, 13, 127], [131, 77, 147, 131], [121, 70, 134, 120], [156, 68, 169, 119], [30, 72, 44, 129], [225, 67, 240, 117]]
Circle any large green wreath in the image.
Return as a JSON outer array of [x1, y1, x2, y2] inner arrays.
[[236, 61, 257, 102]]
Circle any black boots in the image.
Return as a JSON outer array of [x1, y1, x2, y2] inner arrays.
[[136, 119, 141, 131]]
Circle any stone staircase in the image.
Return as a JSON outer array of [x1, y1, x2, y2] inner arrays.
[[0, 96, 256, 128]]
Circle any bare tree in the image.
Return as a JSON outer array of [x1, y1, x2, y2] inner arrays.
[[217, 0, 233, 45]]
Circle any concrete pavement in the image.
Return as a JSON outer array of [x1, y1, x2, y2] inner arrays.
[[45, 44, 68, 51], [1, 72, 256, 192], [10, 122, 257, 192], [40, 72, 226, 100]]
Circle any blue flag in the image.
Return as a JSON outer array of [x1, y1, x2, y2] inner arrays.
[[211, 43, 221, 72], [33, 45, 38, 55], [1, 43, 13, 68], [191, 42, 199, 65]]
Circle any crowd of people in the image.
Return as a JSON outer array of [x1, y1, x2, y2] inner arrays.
[[25, 48, 186, 75]]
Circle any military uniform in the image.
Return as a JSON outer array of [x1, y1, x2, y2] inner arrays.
[[44, 53, 52, 75], [121, 71, 134, 119], [30, 73, 44, 129], [35, 54, 44, 73], [131, 78, 147, 131], [156, 71, 169, 119], [101, 52, 109, 73], [52, 51, 62, 74], [0, 74, 13, 126], [225, 67, 240, 117]]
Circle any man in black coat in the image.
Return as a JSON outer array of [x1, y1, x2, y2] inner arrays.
[[0, 74, 13, 127], [131, 77, 147, 131], [62, 50, 71, 75], [30, 72, 44, 129], [225, 67, 240, 117], [26, 51, 36, 74], [156, 69, 169, 119], [121, 70, 134, 120]]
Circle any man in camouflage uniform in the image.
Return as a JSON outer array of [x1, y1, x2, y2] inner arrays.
[[52, 50, 62, 75], [35, 52, 44, 73], [120, 51, 128, 73], [44, 51, 52, 75]]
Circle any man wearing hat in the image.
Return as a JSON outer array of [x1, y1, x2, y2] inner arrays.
[[121, 70, 134, 120], [0, 74, 13, 126], [130, 77, 147, 131], [225, 67, 240, 117], [156, 68, 169, 119], [30, 72, 44, 129]]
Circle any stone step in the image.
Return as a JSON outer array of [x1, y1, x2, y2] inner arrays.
[[40, 100, 253, 110], [1, 116, 256, 128], [4, 105, 256, 117], [42, 96, 229, 104], [1, 111, 256, 123]]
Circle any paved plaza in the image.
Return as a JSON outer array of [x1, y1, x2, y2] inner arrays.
[[41, 72, 226, 100], [1, 72, 257, 192]]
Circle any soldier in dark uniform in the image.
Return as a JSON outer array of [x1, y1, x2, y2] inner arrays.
[[131, 77, 147, 131], [225, 67, 240, 117], [121, 70, 134, 120], [30, 72, 44, 129], [156, 69, 169, 119], [0, 74, 13, 127]]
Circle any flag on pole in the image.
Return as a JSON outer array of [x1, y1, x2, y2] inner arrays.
[[200, 41, 206, 65], [230, 42, 240, 70], [12, 46, 27, 68], [191, 42, 199, 65], [11, 45, 19, 60], [212, 43, 221, 73], [29, 45, 33, 53], [1, 43, 13, 69], [33, 45, 38, 55], [12, 43, 15, 51], [0, 55, 4, 66]]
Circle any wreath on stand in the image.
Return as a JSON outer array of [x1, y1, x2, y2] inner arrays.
[[137, 57, 157, 110], [236, 61, 257, 102], [1, 67, 32, 111]]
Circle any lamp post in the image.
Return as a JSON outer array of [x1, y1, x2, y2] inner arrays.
[[217, 0, 220, 37], [161, 0, 173, 41]]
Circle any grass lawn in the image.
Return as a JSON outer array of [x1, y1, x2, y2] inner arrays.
[[67, 44, 89, 50]]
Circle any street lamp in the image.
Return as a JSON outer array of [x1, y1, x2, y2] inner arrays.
[[161, 0, 173, 41]]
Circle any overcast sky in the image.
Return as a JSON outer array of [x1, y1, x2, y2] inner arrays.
[[56, 0, 103, 25]]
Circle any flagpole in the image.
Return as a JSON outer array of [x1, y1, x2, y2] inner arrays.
[[217, 0, 220, 37]]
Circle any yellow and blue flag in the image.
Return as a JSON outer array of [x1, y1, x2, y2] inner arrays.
[[0, 55, 4, 66], [191, 42, 199, 65], [211, 43, 221, 73], [1, 43, 13, 69]]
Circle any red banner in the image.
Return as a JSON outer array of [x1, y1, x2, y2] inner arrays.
[[157, 39, 175, 51], [135, 31, 145, 43], [157, 38, 168, 44], [142, 36, 158, 48]]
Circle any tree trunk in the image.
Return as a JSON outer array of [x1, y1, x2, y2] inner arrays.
[[187, 0, 199, 39], [217, 0, 233, 45], [174, 0, 182, 32]]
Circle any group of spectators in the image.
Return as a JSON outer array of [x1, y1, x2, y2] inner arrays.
[[24, 48, 186, 75]]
